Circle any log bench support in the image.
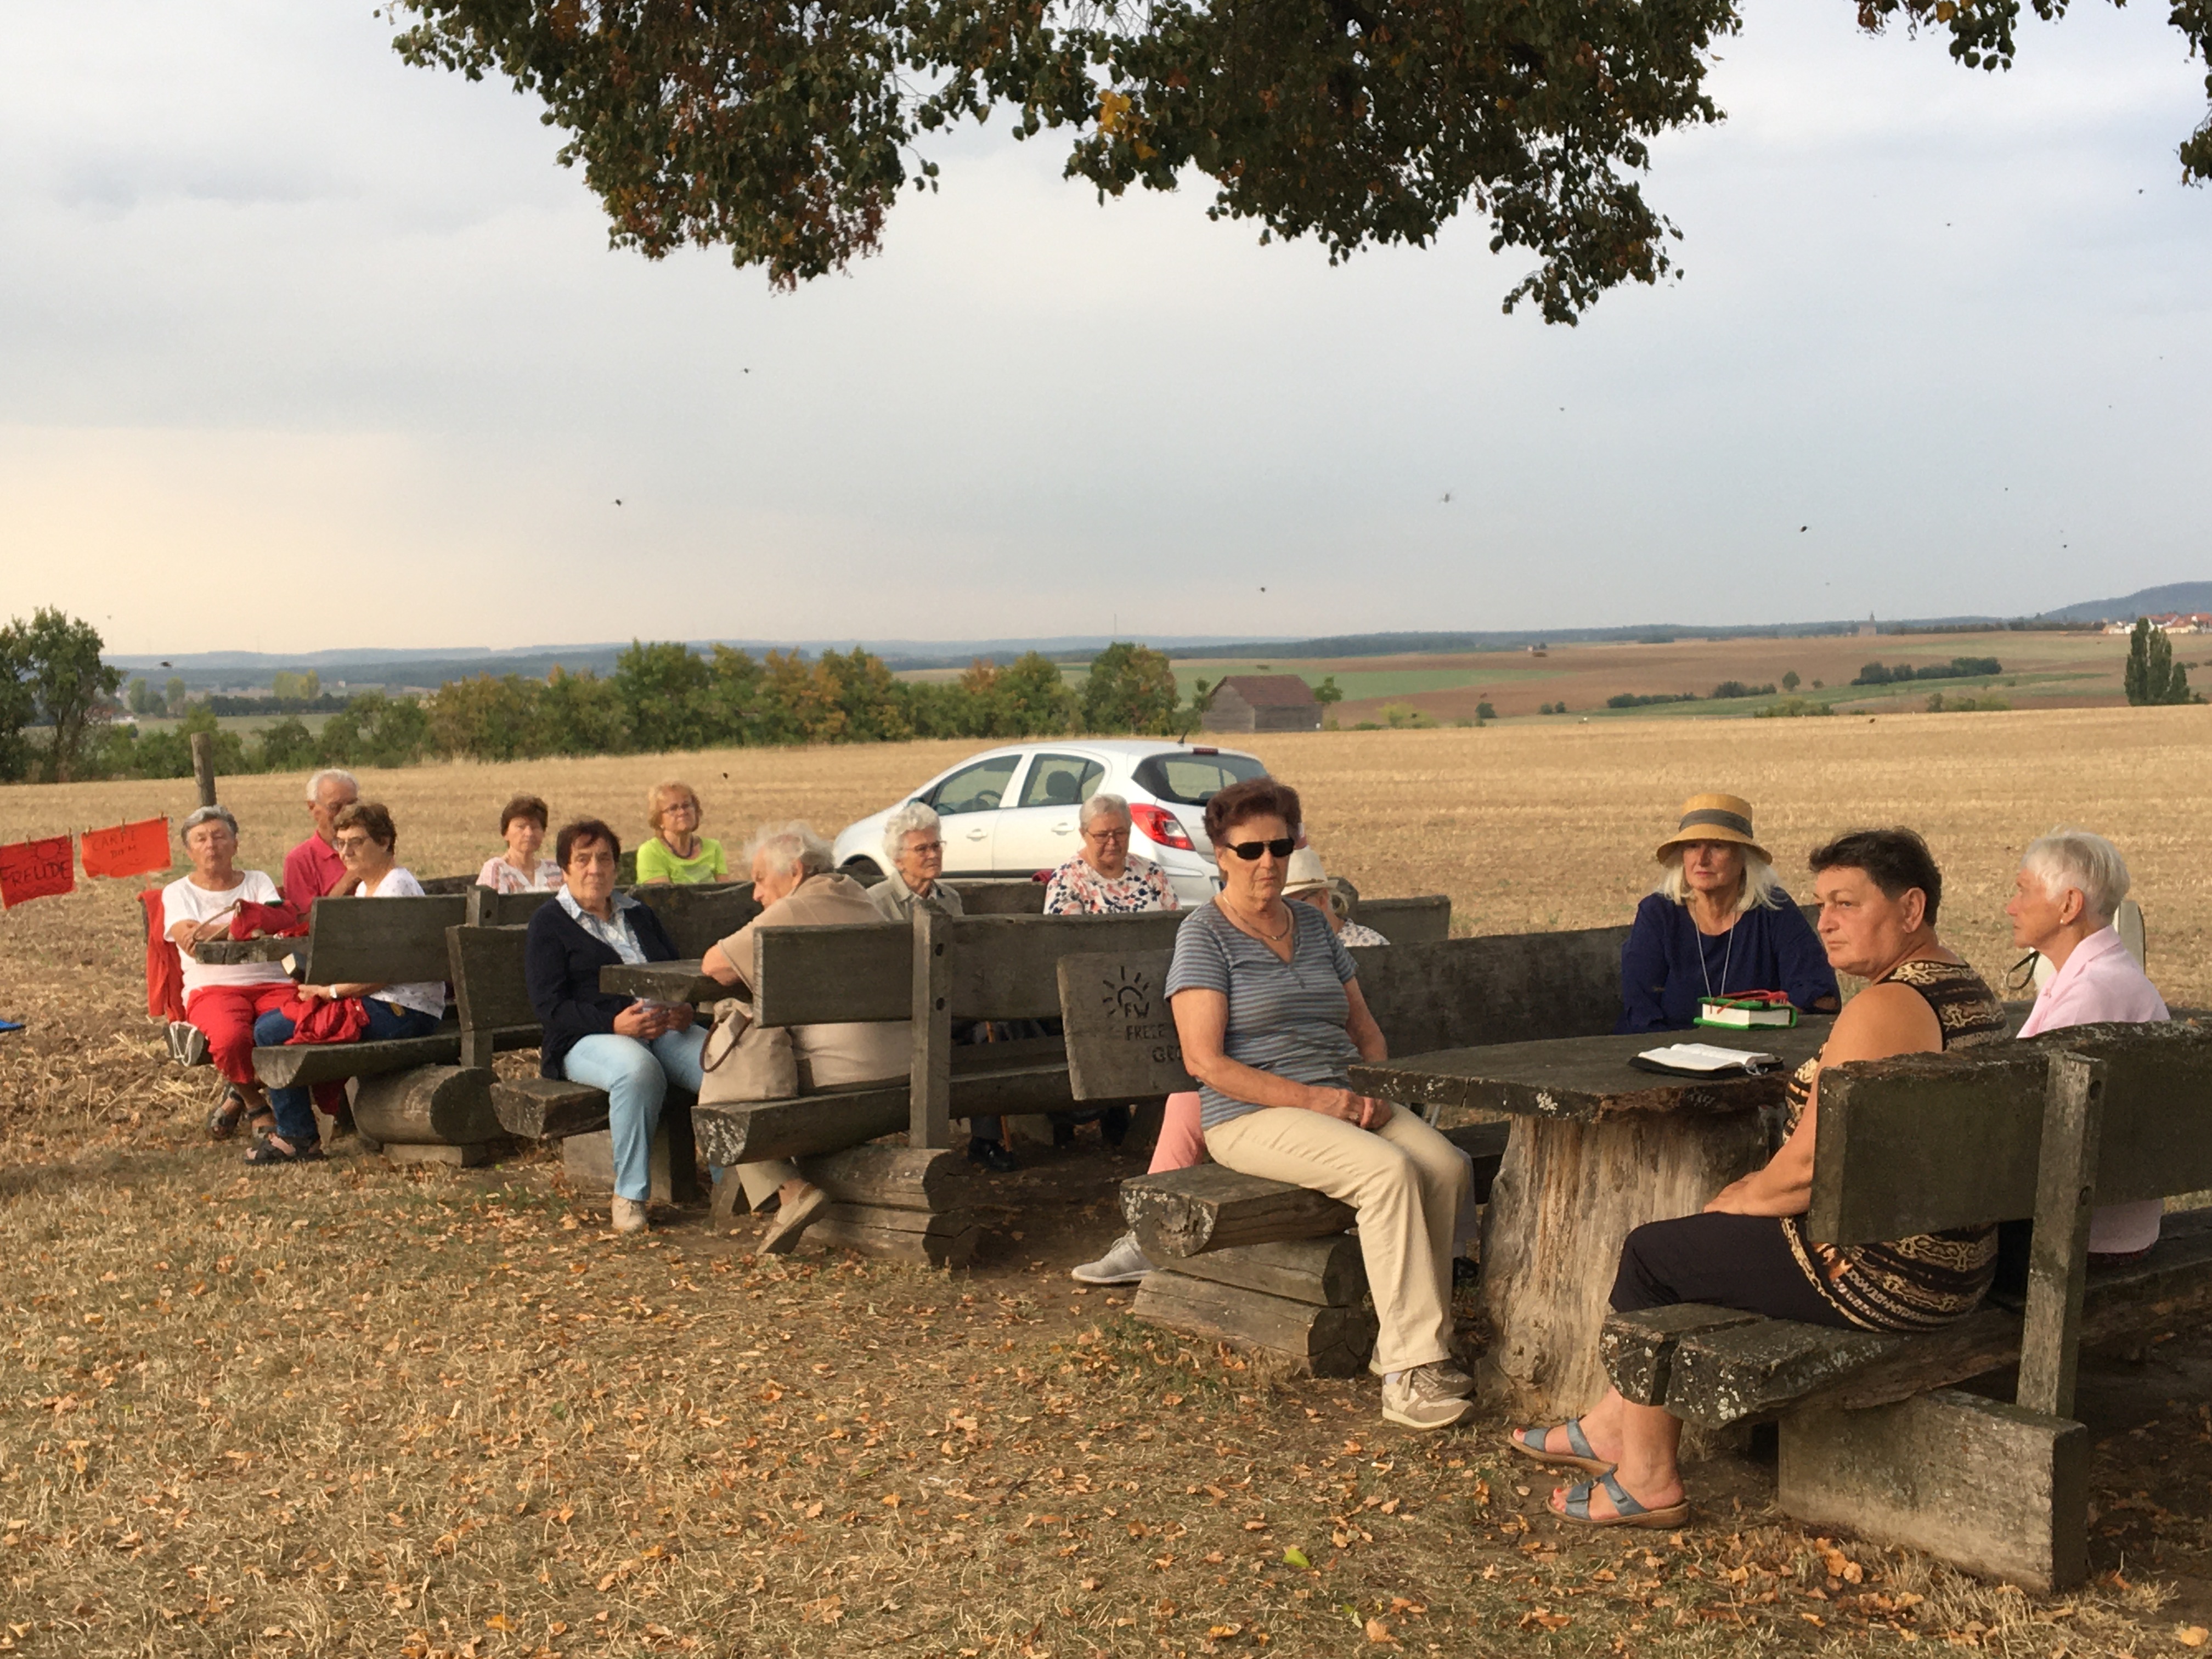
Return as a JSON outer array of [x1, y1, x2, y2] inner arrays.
[[775, 1144, 979, 1269], [1134, 1235, 1378, 1377], [1115, 1124, 1508, 1373], [1778, 1390, 2088, 1593]]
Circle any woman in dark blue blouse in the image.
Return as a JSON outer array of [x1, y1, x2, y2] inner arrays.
[[1616, 793, 1838, 1034]]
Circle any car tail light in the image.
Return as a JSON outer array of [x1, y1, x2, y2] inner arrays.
[[1128, 803, 1195, 851]]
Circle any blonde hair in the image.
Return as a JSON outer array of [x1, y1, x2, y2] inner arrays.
[[646, 780, 702, 832], [1655, 846, 1784, 915]]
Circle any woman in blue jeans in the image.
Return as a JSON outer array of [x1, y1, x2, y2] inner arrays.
[[523, 818, 704, 1233], [250, 800, 445, 1164]]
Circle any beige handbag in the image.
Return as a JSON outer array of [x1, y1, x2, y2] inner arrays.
[[695, 998, 797, 1105]]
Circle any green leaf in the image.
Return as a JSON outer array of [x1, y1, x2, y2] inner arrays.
[[1282, 1547, 1312, 1570]]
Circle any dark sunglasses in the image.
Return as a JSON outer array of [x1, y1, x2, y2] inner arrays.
[[1224, 837, 1296, 862]]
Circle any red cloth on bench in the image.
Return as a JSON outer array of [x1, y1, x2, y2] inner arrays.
[[276, 994, 370, 1046], [139, 887, 185, 1022]]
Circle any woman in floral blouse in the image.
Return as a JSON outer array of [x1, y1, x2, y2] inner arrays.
[[1042, 794, 1181, 915]]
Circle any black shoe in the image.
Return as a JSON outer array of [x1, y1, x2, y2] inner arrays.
[[1101, 1105, 1131, 1148], [968, 1137, 1019, 1173]]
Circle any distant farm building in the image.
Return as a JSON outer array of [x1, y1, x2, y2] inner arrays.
[[1202, 674, 1322, 733]]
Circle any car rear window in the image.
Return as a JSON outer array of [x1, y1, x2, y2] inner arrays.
[[1132, 752, 1268, 806]]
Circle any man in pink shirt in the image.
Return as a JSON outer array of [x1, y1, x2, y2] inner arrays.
[[2007, 827, 2167, 1260], [283, 768, 359, 915]]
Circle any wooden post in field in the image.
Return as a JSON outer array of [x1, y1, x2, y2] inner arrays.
[[190, 731, 217, 808]]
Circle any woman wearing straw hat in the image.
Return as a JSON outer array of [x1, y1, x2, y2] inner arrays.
[[1616, 793, 1836, 1033]]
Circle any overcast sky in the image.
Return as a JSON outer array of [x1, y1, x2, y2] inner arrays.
[[2, 2, 2207, 655]]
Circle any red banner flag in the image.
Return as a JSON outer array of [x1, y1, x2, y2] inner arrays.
[[81, 817, 171, 880], [0, 836, 75, 909]]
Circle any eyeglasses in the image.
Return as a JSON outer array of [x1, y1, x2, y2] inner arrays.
[[1083, 828, 1130, 842], [1224, 838, 1296, 861], [333, 836, 374, 853], [905, 840, 943, 854]]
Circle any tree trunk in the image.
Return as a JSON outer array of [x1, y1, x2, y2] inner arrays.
[[1478, 1111, 1766, 1418]]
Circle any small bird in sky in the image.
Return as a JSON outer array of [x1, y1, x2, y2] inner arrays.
[[1800, 525, 1808, 533], [1259, 586, 1268, 593], [1441, 492, 1453, 503], [614, 498, 623, 506]]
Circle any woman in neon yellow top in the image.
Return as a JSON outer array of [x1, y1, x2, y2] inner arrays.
[[635, 780, 728, 885]]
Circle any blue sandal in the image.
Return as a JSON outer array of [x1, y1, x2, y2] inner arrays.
[[1555, 1471, 1690, 1530], [1506, 1418, 1616, 1476]]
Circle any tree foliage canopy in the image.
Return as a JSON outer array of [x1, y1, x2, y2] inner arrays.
[[390, 1, 2211, 323]]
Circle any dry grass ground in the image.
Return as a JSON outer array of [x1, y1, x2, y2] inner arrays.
[[5, 709, 2212, 1656]]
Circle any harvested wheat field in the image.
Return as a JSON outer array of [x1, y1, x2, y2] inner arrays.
[[4, 707, 2212, 1657]]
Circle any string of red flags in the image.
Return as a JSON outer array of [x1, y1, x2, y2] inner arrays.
[[0, 817, 171, 909]]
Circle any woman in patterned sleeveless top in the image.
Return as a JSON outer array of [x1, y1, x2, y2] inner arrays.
[[1506, 828, 2006, 1529]]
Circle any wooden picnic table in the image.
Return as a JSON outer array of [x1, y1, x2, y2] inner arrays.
[[600, 960, 728, 1006], [1350, 1019, 1832, 1416]]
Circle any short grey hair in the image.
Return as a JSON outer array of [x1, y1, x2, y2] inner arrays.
[[179, 804, 239, 843], [2021, 827, 2130, 927], [1079, 792, 1132, 831], [745, 821, 834, 882], [306, 767, 358, 803], [1655, 845, 1785, 915], [883, 800, 943, 865]]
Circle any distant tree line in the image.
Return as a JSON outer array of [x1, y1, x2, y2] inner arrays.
[[1852, 657, 2002, 686], [1, 618, 1204, 783]]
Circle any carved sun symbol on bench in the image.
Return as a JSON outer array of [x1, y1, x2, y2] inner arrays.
[[1103, 967, 1152, 1019]]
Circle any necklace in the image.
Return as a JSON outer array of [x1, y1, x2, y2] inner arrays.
[[1697, 911, 1736, 1005], [1230, 899, 1291, 944]]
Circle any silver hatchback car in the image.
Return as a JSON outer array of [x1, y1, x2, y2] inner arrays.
[[830, 740, 1268, 905]]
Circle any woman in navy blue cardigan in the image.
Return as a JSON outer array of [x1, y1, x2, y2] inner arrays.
[[525, 819, 701, 1233], [1616, 794, 1838, 1034]]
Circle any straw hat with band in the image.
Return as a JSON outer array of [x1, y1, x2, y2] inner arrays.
[[1654, 793, 1769, 866], [1283, 848, 1358, 918]]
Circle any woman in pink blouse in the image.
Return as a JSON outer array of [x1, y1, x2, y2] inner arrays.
[[2007, 827, 2168, 1261], [478, 794, 565, 895]]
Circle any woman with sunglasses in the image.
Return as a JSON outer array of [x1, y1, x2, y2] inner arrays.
[[1165, 777, 1474, 1432]]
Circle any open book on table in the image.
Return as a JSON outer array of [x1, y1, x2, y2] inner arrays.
[[1629, 1042, 1784, 1078]]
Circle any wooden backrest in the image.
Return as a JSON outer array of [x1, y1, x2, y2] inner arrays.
[[300, 894, 467, 985], [752, 910, 1189, 1028], [467, 886, 562, 927], [1057, 922, 1635, 1099], [1809, 1021, 2212, 1244], [955, 879, 1049, 916], [634, 881, 761, 958], [447, 924, 539, 1035], [1353, 894, 1451, 945]]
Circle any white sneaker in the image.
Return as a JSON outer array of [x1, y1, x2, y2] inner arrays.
[[1072, 1231, 1154, 1285], [610, 1197, 650, 1235], [1381, 1364, 1475, 1431]]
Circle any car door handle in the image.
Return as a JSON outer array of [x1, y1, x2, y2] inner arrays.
[[965, 827, 989, 839], [1051, 822, 1074, 834]]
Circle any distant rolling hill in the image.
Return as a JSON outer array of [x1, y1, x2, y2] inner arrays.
[[2039, 583, 2212, 623]]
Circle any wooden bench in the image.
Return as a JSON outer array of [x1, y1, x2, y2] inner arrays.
[[681, 907, 1188, 1263], [1600, 1020, 2212, 1592], [1057, 915, 1641, 1372]]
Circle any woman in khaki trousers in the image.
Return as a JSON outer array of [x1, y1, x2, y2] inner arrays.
[[1165, 777, 1472, 1431]]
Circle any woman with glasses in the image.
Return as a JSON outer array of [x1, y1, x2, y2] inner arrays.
[[248, 800, 444, 1165], [635, 780, 727, 886], [868, 802, 1029, 1174], [1042, 794, 1180, 915], [868, 802, 964, 923], [1166, 776, 1473, 1432]]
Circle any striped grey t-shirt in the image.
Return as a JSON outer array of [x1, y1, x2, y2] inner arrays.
[[1165, 900, 1362, 1130]]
